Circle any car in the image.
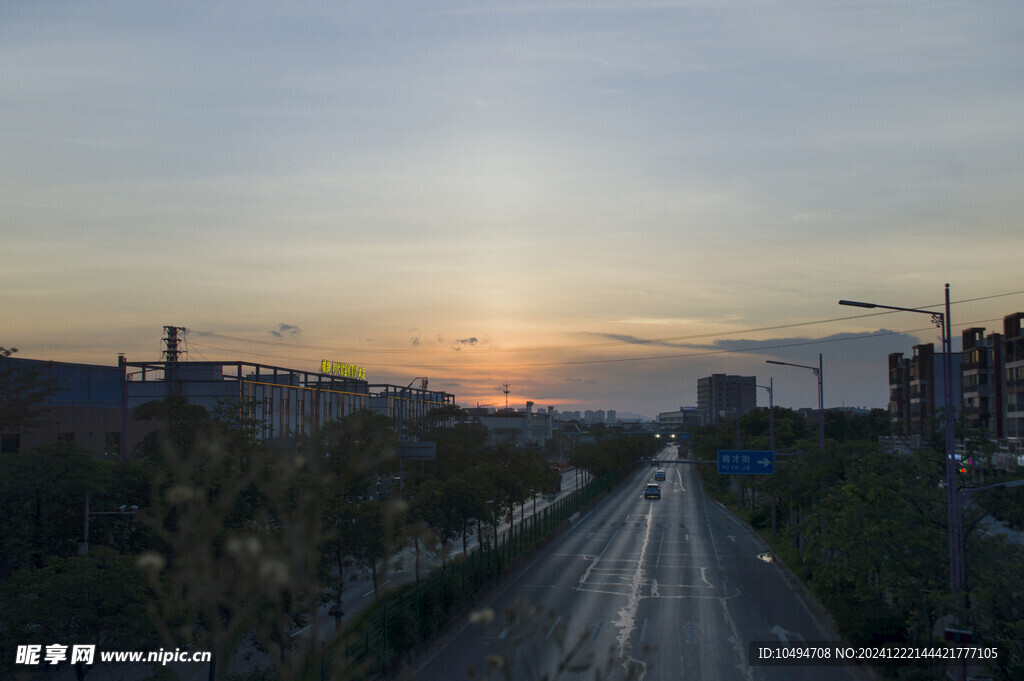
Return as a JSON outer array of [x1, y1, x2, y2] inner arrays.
[[644, 484, 661, 499], [654, 470, 666, 481]]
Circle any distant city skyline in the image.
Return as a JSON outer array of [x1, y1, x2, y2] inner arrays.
[[4, 2, 1024, 419]]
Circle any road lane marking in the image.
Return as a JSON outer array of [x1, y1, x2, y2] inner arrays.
[[577, 529, 620, 588], [770, 625, 806, 643], [362, 580, 391, 598], [613, 505, 651, 665], [545, 616, 562, 639], [655, 528, 666, 569], [610, 501, 651, 675]]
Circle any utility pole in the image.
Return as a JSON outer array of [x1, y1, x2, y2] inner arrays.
[[162, 326, 187, 395], [162, 325, 186, 363]]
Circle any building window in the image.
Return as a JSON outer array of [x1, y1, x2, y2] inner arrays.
[[1, 433, 19, 454]]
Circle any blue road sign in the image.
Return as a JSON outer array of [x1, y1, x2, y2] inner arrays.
[[717, 450, 775, 475]]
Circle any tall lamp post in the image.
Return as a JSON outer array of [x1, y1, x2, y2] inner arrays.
[[758, 378, 778, 538], [83, 492, 138, 555], [756, 378, 774, 451], [766, 353, 824, 452], [839, 284, 964, 603]]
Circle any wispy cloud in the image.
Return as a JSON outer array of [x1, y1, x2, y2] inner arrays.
[[611, 317, 705, 325], [270, 324, 301, 338], [451, 337, 479, 351]]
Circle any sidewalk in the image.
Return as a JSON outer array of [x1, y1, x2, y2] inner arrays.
[[220, 467, 592, 677], [294, 467, 589, 643]]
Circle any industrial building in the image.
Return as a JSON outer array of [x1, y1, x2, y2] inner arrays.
[[1, 349, 455, 457], [466, 401, 554, 447], [657, 406, 701, 429]]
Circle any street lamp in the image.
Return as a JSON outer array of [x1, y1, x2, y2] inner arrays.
[[839, 284, 964, 603], [756, 378, 774, 451], [82, 491, 138, 555], [758, 378, 779, 539], [766, 354, 824, 452]]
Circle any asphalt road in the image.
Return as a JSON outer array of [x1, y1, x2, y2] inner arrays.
[[410, 446, 873, 681]]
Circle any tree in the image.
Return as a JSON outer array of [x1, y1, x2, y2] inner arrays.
[[0, 546, 158, 681], [964, 536, 1024, 681], [0, 347, 60, 435], [475, 447, 522, 553], [350, 500, 391, 598], [307, 410, 400, 610], [132, 395, 213, 463], [0, 442, 109, 575], [406, 404, 467, 441], [406, 480, 459, 570], [424, 420, 491, 479]]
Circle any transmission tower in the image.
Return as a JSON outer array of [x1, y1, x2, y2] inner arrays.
[[161, 326, 187, 396], [162, 326, 187, 363], [502, 383, 511, 409]]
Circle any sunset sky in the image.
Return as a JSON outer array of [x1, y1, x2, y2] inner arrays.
[[3, 1, 1024, 418]]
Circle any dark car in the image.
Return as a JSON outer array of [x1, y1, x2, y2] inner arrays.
[[654, 470, 666, 481], [644, 484, 661, 499]]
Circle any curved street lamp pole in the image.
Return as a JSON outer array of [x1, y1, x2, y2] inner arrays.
[[756, 378, 774, 451], [766, 354, 824, 452], [839, 284, 964, 603]]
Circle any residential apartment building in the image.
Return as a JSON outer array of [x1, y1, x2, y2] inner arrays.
[[697, 374, 756, 426], [885, 312, 1024, 440], [1004, 313, 1024, 439], [887, 343, 962, 436], [888, 351, 911, 428], [961, 327, 1004, 437]]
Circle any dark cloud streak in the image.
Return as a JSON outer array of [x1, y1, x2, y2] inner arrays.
[[584, 329, 927, 363], [270, 323, 301, 338]]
